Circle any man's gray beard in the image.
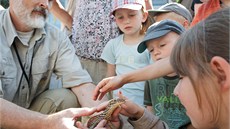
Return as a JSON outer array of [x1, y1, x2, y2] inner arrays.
[[13, 1, 48, 29], [25, 14, 47, 29]]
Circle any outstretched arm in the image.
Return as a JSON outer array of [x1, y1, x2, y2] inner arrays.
[[0, 98, 47, 129], [0, 98, 98, 129], [93, 58, 173, 100]]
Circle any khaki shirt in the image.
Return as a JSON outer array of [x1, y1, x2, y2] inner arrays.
[[0, 9, 92, 108]]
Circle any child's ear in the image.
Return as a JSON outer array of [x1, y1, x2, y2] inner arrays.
[[210, 56, 230, 91], [182, 20, 190, 29], [142, 11, 148, 23]]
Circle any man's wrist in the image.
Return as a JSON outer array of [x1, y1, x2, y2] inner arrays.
[[42, 114, 53, 129]]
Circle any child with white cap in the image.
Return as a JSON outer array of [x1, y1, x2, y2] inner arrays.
[[101, 0, 151, 107]]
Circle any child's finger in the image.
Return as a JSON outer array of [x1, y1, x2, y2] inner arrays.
[[111, 107, 122, 121], [98, 92, 107, 101], [75, 121, 86, 129], [117, 90, 128, 100], [96, 119, 107, 128], [72, 107, 96, 120], [96, 101, 109, 111], [94, 78, 111, 100]]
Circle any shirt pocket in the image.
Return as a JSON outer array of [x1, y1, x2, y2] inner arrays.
[[32, 52, 56, 75], [32, 57, 50, 74], [0, 60, 17, 100], [31, 57, 52, 85]]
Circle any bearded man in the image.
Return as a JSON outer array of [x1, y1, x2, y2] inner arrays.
[[0, 0, 107, 115]]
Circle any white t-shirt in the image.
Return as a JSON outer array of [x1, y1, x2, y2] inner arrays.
[[101, 34, 150, 106]]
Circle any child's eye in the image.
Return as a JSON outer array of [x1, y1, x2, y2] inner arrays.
[[129, 14, 136, 17], [179, 76, 183, 80], [159, 44, 166, 47], [149, 49, 154, 53], [116, 16, 123, 19]]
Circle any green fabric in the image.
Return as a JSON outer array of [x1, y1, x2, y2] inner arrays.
[[0, 0, 9, 8], [144, 76, 190, 129]]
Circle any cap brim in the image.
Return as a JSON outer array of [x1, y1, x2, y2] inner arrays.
[[120, 4, 142, 10], [111, 4, 142, 16], [137, 30, 170, 53], [148, 9, 170, 17]]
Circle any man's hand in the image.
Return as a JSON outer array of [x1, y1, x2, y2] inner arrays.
[[75, 119, 113, 129], [73, 101, 121, 129], [45, 107, 97, 129]]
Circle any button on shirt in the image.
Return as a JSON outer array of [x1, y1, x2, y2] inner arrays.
[[0, 9, 92, 108]]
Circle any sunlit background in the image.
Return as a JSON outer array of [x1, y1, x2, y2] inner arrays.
[[0, 0, 177, 28]]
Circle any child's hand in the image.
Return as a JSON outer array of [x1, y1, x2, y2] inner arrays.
[[98, 91, 145, 122], [93, 76, 124, 100], [116, 91, 145, 119]]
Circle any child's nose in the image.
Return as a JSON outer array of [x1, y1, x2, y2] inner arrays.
[[173, 83, 179, 97], [124, 18, 131, 24], [153, 49, 160, 56]]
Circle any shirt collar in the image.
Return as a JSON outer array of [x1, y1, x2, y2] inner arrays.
[[3, 9, 46, 46], [4, 9, 17, 46]]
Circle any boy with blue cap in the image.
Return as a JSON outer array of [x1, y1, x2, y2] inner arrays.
[[138, 19, 194, 129]]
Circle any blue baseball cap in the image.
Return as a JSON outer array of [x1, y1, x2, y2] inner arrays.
[[137, 19, 185, 53]]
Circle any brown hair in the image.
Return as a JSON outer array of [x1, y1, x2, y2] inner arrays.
[[170, 8, 229, 123], [140, 8, 153, 35]]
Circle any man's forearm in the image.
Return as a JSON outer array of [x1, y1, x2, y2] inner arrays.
[[0, 98, 47, 129], [145, 0, 153, 10], [49, 0, 73, 30], [71, 83, 108, 107]]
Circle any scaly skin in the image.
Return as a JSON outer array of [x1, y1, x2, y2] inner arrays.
[[87, 98, 125, 129]]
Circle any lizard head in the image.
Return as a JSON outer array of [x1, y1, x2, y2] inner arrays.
[[109, 98, 125, 106]]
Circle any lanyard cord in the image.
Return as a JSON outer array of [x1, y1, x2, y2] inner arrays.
[[13, 43, 31, 86], [13, 38, 42, 103]]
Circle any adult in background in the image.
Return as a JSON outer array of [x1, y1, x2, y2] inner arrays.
[[190, 0, 230, 26]]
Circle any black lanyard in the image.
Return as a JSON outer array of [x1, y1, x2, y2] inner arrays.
[[13, 43, 32, 88]]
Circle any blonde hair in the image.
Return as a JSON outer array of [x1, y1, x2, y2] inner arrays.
[[170, 8, 229, 124]]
